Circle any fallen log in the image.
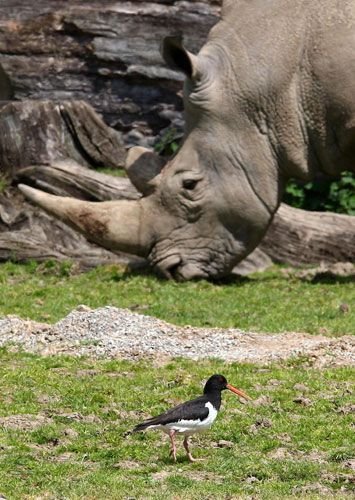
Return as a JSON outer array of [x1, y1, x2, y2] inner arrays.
[[260, 204, 355, 266], [14, 158, 355, 270], [15, 160, 140, 201]]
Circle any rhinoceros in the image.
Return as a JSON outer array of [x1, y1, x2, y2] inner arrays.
[[19, 0, 355, 280]]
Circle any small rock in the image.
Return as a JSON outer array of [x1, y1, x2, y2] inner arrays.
[[113, 460, 141, 470], [277, 433, 292, 443], [336, 404, 355, 414], [54, 452, 76, 462], [217, 439, 234, 449], [293, 396, 312, 406], [268, 379, 281, 386], [293, 383, 309, 393], [76, 369, 100, 377], [126, 130, 145, 143], [151, 470, 170, 481], [322, 471, 354, 484], [37, 394, 61, 404], [293, 483, 331, 495], [251, 395, 272, 407], [245, 476, 259, 484], [63, 428, 79, 439], [306, 450, 327, 463], [339, 303, 350, 314], [343, 459, 355, 471], [129, 304, 150, 312], [268, 447, 294, 460], [249, 417, 272, 433], [75, 304, 92, 312], [58, 412, 83, 421]]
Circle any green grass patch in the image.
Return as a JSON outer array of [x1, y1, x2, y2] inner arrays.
[[0, 261, 353, 334], [0, 350, 353, 499], [0, 174, 9, 193], [96, 167, 127, 177]]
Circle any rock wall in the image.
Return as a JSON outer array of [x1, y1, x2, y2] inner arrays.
[[0, 1, 220, 146]]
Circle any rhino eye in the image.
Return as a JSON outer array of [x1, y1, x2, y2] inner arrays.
[[182, 179, 198, 190]]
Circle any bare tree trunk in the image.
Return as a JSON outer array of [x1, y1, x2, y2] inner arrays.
[[0, 100, 143, 269], [0, 100, 126, 176]]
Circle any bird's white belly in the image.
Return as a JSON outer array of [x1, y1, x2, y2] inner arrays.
[[162, 402, 218, 436]]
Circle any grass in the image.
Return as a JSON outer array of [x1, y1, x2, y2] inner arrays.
[[0, 261, 353, 335], [0, 350, 353, 499], [0, 174, 9, 193], [96, 167, 127, 177], [0, 261, 353, 497]]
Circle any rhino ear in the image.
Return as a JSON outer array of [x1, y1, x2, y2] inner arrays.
[[125, 146, 165, 195], [161, 35, 198, 79]]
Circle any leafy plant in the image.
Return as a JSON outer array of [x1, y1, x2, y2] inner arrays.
[[0, 174, 9, 193], [284, 172, 355, 215], [154, 127, 181, 156]]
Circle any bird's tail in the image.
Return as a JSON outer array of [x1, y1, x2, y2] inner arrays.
[[123, 421, 151, 437], [132, 421, 153, 433], [132, 417, 160, 433]]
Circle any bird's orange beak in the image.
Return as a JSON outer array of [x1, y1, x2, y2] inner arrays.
[[226, 383, 252, 401]]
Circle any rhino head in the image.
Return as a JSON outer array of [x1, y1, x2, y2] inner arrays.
[[19, 34, 283, 280]]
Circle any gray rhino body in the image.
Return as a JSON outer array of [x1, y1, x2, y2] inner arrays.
[[20, 0, 355, 280]]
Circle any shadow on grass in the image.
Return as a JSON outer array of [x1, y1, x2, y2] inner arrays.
[[158, 455, 194, 466], [307, 274, 355, 284], [117, 266, 253, 285]]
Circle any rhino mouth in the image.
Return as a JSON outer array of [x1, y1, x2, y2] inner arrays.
[[154, 254, 208, 281], [154, 254, 182, 279]]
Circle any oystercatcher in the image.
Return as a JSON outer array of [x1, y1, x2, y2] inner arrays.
[[132, 374, 251, 462]]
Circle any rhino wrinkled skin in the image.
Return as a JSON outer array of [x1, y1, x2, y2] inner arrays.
[[20, 0, 355, 280]]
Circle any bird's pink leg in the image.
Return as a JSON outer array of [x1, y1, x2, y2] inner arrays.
[[183, 436, 204, 463], [169, 430, 177, 462]]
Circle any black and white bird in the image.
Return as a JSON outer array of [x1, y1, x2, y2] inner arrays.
[[132, 374, 251, 462]]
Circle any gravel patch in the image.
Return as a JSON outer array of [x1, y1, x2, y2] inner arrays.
[[0, 306, 354, 366]]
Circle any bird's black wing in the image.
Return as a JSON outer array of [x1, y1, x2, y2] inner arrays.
[[133, 395, 209, 431]]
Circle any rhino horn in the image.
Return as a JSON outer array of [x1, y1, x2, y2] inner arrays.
[[125, 146, 165, 195], [18, 184, 151, 257], [161, 35, 199, 79]]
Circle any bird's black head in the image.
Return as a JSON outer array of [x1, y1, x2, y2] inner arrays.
[[203, 374, 251, 401], [203, 374, 228, 394]]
